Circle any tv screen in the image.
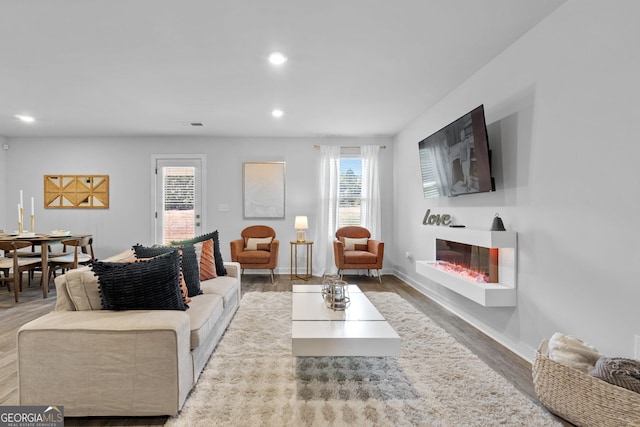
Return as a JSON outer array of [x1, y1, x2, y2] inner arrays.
[[418, 105, 494, 198]]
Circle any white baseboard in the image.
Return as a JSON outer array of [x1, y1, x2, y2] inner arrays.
[[393, 268, 536, 363]]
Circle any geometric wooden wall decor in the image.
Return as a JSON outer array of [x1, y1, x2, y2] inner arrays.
[[44, 175, 109, 208]]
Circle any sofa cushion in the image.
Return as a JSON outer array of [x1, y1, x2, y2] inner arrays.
[[92, 251, 188, 311], [174, 230, 227, 277], [61, 267, 102, 311], [101, 248, 136, 262], [186, 294, 224, 349], [200, 276, 239, 308], [133, 244, 202, 297], [54, 278, 76, 311]]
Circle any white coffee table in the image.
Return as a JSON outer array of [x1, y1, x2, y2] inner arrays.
[[291, 284, 400, 356]]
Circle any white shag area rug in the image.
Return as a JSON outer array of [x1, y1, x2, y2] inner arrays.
[[165, 291, 559, 427]]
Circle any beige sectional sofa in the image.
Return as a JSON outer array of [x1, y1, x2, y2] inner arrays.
[[17, 249, 241, 417]]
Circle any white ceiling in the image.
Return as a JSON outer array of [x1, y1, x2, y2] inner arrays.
[[0, 0, 565, 138]]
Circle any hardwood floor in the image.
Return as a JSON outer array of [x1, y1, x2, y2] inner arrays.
[[0, 273, 571, 426]]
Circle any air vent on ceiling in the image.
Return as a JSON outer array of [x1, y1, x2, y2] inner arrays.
[[190, 122, 204, 126]]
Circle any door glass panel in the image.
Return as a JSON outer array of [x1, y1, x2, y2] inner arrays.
[[155, 157, 203, 244]]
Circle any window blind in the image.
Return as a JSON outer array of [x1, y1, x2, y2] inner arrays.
[[338, 157, 363, 227], [163, 167, 195, 243]]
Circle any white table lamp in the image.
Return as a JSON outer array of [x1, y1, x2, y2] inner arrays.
[[295, 216, 308, 242]]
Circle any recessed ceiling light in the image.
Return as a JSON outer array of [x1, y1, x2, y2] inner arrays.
[[268, 52, 287, 66], [15, 114, 35, 123], [272, 109, 284, 118]]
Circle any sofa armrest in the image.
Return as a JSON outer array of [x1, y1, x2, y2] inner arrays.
[[223, 261, 241, 279], [18, 310, 192, 417]]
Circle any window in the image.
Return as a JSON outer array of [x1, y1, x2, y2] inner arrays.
[[338, 154, 363, 227]]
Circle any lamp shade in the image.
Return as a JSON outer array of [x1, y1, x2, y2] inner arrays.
[[294, 216, 308, 230]]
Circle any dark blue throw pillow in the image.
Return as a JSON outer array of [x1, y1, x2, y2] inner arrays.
[[92, 251, 187, 311], [132, 244, 202, 297], [173, 230, 227, 276]]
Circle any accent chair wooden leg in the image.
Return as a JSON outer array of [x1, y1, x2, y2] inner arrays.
[[270, 270, 275, 283], [377, 270, 383, 285]]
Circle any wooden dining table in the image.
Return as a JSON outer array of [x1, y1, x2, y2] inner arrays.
[[0, 233, 92, 298]]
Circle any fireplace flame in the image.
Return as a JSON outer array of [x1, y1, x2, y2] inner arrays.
[[432, 260, 490, 283]]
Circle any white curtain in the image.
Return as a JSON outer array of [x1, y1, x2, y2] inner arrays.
[[361, 145, 381, 239], [313, 145, 341, 277]]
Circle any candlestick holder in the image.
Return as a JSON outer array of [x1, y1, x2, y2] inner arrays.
[[18, 207, 24, 234], [31, 214, 35, 233]]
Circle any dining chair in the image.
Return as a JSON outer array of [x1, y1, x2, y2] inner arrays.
[[6, 244, 42, 287], [0, 241, 43, 302], [47, 236, 95, 283]]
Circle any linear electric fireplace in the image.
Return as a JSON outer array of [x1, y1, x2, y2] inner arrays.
[[416, 227, 517, 307], [434, 239, 499, 283]]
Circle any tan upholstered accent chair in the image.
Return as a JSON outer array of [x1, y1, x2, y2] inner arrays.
[[333, 226, 384, 284], [230, 225, 279, 283]]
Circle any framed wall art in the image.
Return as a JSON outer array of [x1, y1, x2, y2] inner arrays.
[[243, 162, 285, 219], [44, 175, 109, 208]]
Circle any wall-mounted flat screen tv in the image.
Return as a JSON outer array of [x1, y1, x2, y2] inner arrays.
[[418, 105, 495, 198]]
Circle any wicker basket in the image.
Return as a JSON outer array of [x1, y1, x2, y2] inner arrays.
[[532, 339, 640, 427]]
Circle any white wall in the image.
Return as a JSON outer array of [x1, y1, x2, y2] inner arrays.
[[0, 136, 6, 229], [5, 0, 637, 362], [393, 0, 640, 360], [2, 136, 394, 274]]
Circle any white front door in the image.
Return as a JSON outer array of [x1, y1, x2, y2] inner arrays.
[[153, 156, 205, 244]]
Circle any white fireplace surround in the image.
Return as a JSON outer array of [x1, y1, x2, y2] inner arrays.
[[416, 227, 517, 307]]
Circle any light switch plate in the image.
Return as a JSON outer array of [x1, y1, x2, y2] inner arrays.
[[218, 203, 229, 212]]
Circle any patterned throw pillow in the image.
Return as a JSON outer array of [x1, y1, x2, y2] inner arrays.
[[174, 230, 227, 276], [178, 270, 192, 304], [92, 251, 187, 311], [133, 244, 202, 297], [198, 239, 217, 280], [123, 255, 192, 304]]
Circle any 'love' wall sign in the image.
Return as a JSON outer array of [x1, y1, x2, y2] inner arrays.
[[422, 209, 452, 226]]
